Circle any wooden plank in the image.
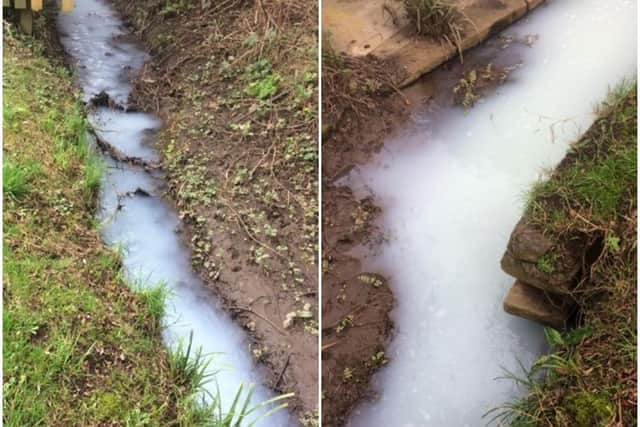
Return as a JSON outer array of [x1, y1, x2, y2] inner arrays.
[[19, 9, 32, 34], [14, 0, 27, 9], [31, 0, 43, 11], [61, 0, 74, 12]]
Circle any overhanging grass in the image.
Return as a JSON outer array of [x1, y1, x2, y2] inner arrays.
[[527, 80, 637, 230], [494, 81, 637, 426]]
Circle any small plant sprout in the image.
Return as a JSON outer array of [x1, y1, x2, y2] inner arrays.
[[335, 315, 354, 334], [536, 253, 556, 274], [358, 273, 384, 288], [342, 367, 354, 382]]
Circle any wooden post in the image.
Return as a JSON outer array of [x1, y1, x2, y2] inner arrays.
[[61, 0, 73, 12], [31, 0, 43, 11], [19, 8, 32, 34]]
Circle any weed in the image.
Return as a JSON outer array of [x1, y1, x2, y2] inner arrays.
[[169, 331, 214, 392], [82, 149, 105, 199], [160, 0, 192, 16], [342, 367, 354, 382], [605, 234, 621, 253], [245, 73, 281, 100], [370, 351, 388, 367], [402, 0, 467, 57], [3, 104, 27, 128], [335, 315, 354, 334], [138, 283, 168, 327], [3, 159, 39, 199]]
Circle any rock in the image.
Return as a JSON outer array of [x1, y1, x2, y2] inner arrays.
[[507, 219, 553, 263], [500, 251, 579, 295], [503, 280, 575, 328]]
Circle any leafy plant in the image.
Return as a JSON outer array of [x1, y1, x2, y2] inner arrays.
[[245, 74, 281, 100]]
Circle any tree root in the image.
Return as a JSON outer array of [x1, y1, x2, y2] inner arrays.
[[90, 129, 161, 171]]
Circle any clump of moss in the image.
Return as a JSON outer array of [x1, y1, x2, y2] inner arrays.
[[564, 391, 614, 427]]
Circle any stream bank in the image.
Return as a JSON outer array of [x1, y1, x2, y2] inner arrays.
[[500, 82, 637, 425], [3, 20, 190, 425], [107, 1, 319, 423]]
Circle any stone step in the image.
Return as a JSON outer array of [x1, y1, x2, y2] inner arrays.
[[503, 280, 575, 328], [501, 251, 578, 295]]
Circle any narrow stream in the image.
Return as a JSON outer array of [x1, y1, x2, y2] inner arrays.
[[345, 1, 637, 426], [57, 1, 290, 424]]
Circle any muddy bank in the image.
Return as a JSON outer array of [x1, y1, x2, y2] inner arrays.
[[321, 27, 530, 424], [108, 1, 318, 421]]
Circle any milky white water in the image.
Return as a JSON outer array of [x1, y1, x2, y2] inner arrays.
[[345, 1, 637, 426], [58, 1, 291, 424]]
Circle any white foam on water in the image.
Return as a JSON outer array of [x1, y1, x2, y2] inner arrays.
[[58, 1, 293, 424], [346, 1, 637, 425]]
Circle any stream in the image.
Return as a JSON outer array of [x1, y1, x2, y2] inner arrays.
[[57, 1, 290, 424], [345, 0, 637, 426]]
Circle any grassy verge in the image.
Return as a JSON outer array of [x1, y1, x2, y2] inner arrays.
[[492, 81, 637, 426], [2, 21, 199, 426]]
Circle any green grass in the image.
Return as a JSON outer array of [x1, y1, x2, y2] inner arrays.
[[527, 80, 637, 230], [495, 81, 637, 426], [2, 24, 185, 426], [3, 159, 40, 199], [0, 23, 254, 427], [3, 21, 291, 426]]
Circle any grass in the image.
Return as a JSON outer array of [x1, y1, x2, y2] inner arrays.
[[3, 159, 41, 199], [493, 81, 637, 426], [527, 80, 637, 230], [3, 21, 289, 426], [402, 0, 467, 57], [3, 22, 181, 426]]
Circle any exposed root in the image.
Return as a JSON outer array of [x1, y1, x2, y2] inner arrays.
[[90, 128, 161, 170]]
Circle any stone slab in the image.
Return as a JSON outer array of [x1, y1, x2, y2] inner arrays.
[[504, 280, 574, 328]]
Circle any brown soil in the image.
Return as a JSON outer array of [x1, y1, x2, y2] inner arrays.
[[321, 22, 534, 427], [108, 0, 318, 423]]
